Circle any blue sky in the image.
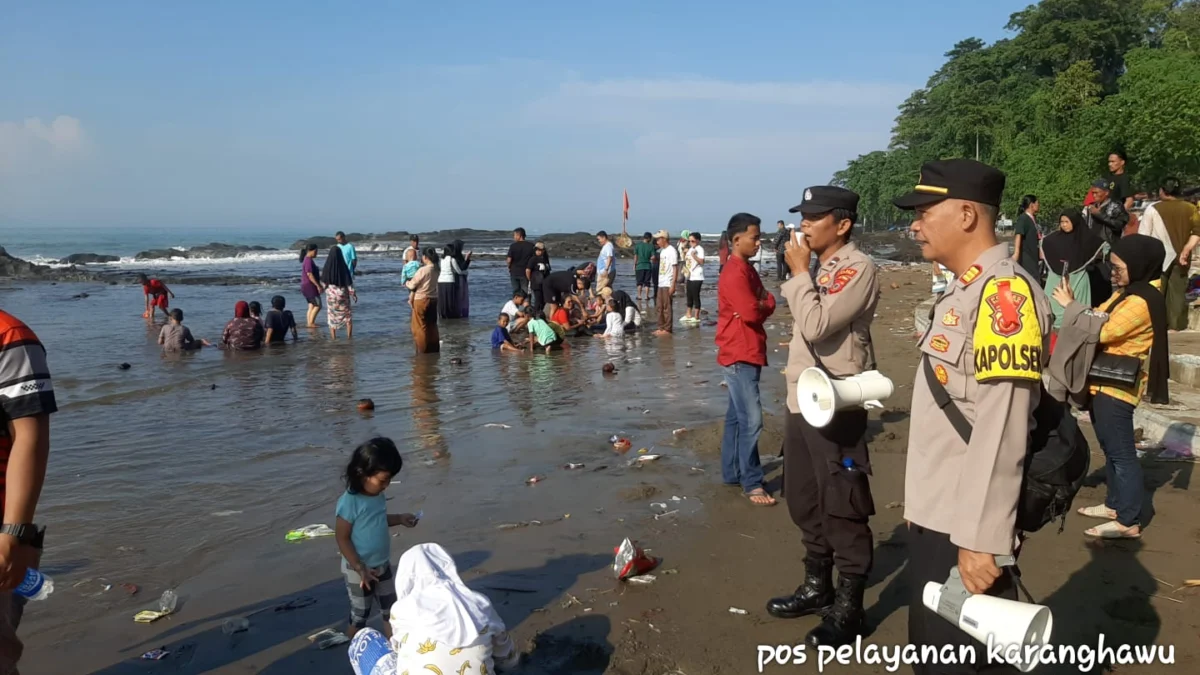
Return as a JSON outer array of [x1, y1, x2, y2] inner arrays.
[[1, 1, 1030, 233]]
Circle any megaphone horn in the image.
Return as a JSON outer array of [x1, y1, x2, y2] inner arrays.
[[795, 368, 895, 428], [923, 556, 1053, 673]]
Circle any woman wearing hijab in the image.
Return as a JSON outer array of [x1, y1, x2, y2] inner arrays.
[[1043, 211, 1108, 329], [437, 243, 464, 320], [347, 543, 519, 675], [1053, 234, 1169, 540], [322, 246, 357, 340], [406, 247, 440, 353], [220, 301, 265, 350], [452, 239, 472, 318]]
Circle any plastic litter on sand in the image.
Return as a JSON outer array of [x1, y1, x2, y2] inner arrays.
[[285, 524, 335, 541], [729, 607, 748, 615], [308, 628, 350, 649]]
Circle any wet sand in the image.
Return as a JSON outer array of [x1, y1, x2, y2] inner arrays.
[[28, 267, 1198, 674]]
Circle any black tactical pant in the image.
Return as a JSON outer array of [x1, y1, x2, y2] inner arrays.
[[907, 525, 1020, 674], [782, 409, 874, 576]]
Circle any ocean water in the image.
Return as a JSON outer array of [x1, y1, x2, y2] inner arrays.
[[1, 227, 745, 653]]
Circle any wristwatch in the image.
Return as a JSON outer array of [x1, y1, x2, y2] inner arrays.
[[0, 524, 44, 547]]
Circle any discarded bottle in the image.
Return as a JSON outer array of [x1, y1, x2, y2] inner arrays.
[[158, 589, 179, 614], [222, 617, 250, 635], [15, 569, 53, 601]]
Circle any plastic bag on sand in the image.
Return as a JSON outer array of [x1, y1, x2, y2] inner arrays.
[[613, 538, 659, 580], [286, 524, 335, 541]]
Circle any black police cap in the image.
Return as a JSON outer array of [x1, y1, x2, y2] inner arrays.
[[893, 159, 1006, 210], [789, 186, 860, 215]]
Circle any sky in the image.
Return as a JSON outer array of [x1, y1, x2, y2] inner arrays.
[[1, 1, 1032, 233]]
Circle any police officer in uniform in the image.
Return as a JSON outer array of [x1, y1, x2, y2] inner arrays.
[[894, 159, 1051, 674], [766, 186, 880, 648]]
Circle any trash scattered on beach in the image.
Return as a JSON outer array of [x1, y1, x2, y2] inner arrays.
[[285, 524, 335, 541], [627, 575, 656, 585], [672, 428, 687, 436], [484, 423, 512, 429], [121, 583, 139, 596], [525, 475, 546, 485], [642, 409, 651, 414], [885, 501, 904, 509], [719, 381, 728, 387], [638, 447, 649, 454], [613, 438, 633, 453], [212, 510, 243, 517], [613, 538, 660, 580], [134, 590, 178, 624], [309, 628, 350, 649], [141, 648, 170, 660], [728, 607, 748, 615], [563, 462, 585, 470], [631, 454, 661, 466], [685, 361, 693, 368], [496, 522, 530, 531], [651, 502, 668, 510], [119, 363, 132, 370], [654, 510, 679, 520], [356, 398, 375, 412], [222, 617, 250, 635]]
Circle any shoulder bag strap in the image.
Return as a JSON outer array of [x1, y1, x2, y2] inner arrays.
[[921, 356, 973, 443]]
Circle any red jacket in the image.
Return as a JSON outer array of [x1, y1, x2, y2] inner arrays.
[[716, 256, 776, 367]]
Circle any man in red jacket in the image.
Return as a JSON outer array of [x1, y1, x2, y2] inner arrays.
[[716, 213, 777, 506]]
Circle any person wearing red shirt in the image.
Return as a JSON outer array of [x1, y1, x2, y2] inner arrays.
[[136, 273, 175, 320], [715, 213, 777, 506]]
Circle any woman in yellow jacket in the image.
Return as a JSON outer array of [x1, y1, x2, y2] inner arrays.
[[1053, 234, 1169, 540]]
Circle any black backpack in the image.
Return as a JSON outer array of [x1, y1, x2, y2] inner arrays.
[[922, 357, 1090, 533]]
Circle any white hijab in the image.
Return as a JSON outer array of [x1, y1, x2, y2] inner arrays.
[[388, 543, 505, 647]]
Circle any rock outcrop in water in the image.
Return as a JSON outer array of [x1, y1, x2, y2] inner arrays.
[[0, 247, 97, 281], [291, 228, 639, 259], [134, 243, 273, 261], [60, 253, 120, 264]]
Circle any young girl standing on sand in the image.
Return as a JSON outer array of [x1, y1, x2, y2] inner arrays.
[[335, 438, 420, 639]]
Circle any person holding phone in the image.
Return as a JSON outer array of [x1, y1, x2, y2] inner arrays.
[[765, 186, 880, 649]]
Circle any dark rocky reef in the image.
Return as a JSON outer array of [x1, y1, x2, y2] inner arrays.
[[60, 253, 120, 264], [0, 247, 97, 281], [134, 243, 273, 261]]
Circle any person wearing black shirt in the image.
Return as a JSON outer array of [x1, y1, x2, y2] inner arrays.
[[542, 268, 581, 308], [526, 242, 552, 310], [263, 295, 298, 344], [506, 228, 536, 294], [1107, 151, 1135, 212]]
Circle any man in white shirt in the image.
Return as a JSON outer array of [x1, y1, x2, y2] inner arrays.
[[684, 231, 705, 323], [653, 230, 679, 335], [595, 231, 616, 292], [500, 290, 530, 332]]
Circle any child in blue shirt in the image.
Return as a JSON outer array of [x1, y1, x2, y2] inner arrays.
[[335, 437, 419, 639], [490, 313, 521, 352]]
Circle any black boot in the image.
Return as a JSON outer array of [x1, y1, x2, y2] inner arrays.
[[766, 557, 834, 619], [805, 573, 866, 648]]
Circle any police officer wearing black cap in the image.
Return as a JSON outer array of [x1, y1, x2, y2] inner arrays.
[[896, 159, 1051, 675], [766, 186, 880, 648]]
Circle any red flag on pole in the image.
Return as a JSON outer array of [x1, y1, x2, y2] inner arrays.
[[623, 189, 630, 222]]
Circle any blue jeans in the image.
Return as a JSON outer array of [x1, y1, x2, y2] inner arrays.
[[720, 363, 766, 492], [1089, 393, 1143, 527]]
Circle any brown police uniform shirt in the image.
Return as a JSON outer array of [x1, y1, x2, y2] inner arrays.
[[782, 242, 880, 414], [905, 243, 1052, 555]]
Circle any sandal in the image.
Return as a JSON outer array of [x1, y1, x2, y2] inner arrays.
[[1084, 521, 1141, 539], [744, 488, 776, 507], [1076, 504, 1117, 520]]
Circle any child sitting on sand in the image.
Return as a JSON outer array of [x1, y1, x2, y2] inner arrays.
[[335, 438, 419, 639], [137, 273, 175, 320], [158, 309, 211, 352], [491, 313, 522, 352], [595, 299, 626, 339]]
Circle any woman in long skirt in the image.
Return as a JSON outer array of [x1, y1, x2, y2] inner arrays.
[[452, 239, 472, 318], [321, 246, 356, 339], [407, 248, 441, 353]]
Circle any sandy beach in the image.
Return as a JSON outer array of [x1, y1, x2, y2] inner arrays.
[[21, 265, 1195, 675]]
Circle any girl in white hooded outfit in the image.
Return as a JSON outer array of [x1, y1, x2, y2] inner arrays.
[[349, 542, 519, 675]]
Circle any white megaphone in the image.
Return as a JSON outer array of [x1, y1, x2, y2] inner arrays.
[[795, 367, 895, 428], [922, 556, 1053, 673]]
